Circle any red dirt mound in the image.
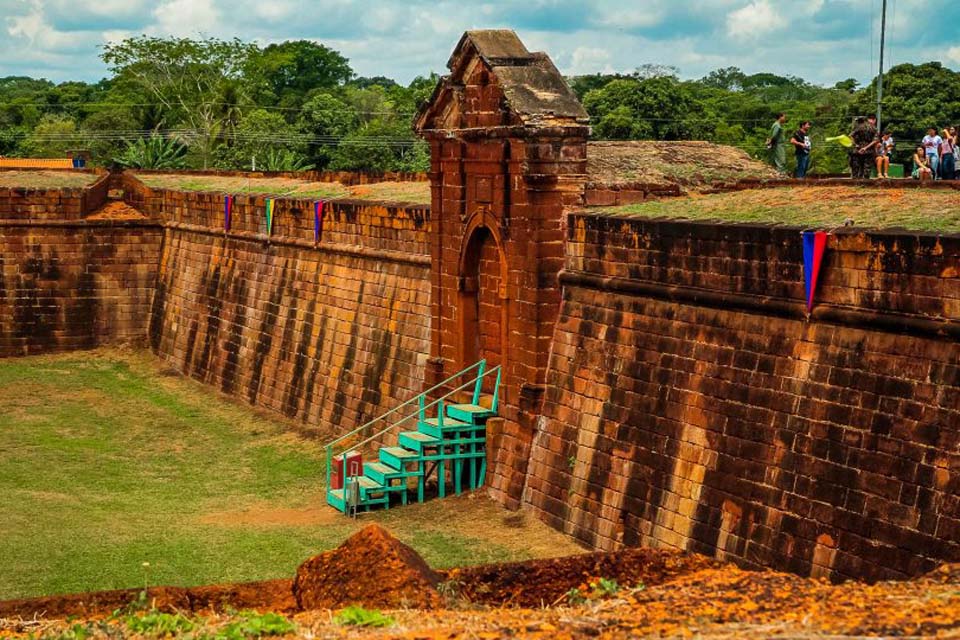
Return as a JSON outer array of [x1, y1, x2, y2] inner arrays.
[[445, 547, 719, 607], [292, 523, 441, 610], [0, 579, 295, 620]]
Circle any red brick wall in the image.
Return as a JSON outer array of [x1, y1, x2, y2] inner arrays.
[[146, 188, 432, 433], [524, 213, 960, 582], [0, 220, 162, 356], [130, 168, 427, 186], [0, 187, 86, 220], [426, 128, 588, 508]]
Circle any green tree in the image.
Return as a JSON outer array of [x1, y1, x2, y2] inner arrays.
[[80, 108, 139, 165], [583, 77, 712, 140], [298, 93, 356, 168], [330, 119, 425, 172], [246, 40, 352, 109], [101, 36, 257, 168], [18, 114, 80, 158], [700, 67, 746, 91], [215, 108, 306, 170]]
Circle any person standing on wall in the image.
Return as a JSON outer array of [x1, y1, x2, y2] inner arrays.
[[790, 121, 813, 178], [875, 131, 894, 179], [922, 127, 943, 179], [940, 126, 957, 180], [850, 116, 878, 179], [766, 112, 788, 174]]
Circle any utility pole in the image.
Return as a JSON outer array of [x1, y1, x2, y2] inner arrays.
[[876, 0, 888, 132]]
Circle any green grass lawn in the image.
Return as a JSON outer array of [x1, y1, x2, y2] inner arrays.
[[596, 185, 960, 234], [0, 350, 582, 600], [134, 173, 431, 205], [135, 174, 350, 200], [0, 170, 99, 189]]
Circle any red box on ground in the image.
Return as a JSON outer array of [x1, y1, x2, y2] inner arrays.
[[330, 451, 363, 490]]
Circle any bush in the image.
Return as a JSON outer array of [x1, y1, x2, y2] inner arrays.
[[334, 605, 395, 628], [114, 133, 187, 169]]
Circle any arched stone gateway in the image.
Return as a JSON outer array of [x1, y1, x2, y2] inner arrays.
[[415, 30, 590, 506]]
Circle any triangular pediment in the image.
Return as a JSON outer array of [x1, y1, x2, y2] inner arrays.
[[415, 30, 588, 135]]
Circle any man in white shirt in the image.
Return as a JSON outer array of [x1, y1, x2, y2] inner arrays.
[[922, 127, 943, 178]]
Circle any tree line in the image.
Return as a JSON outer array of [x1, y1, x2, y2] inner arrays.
[[2, 37, 959, 175]]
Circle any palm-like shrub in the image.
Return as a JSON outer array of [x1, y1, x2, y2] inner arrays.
[[114, 134, 188, 169], [259, 148, 314, 172]]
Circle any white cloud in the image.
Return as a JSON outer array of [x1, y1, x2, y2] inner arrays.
[[567, 46, 614, 75], [726, 0, 786, 40], [151, 0, 219, 36], [252, 0, 296, 21], [948, 46, 960, 65], [6, 0, 87, 50], [593, 6, 664, 30]]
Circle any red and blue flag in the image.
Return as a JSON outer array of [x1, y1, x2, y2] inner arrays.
[[314, 200, 325, 243], [802, 230, 828, 312], [224, 195, 233, 232]]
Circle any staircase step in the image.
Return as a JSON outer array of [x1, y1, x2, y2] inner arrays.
[[446, 403, 495, 424], [419, 416, 473, 438], [327, 486, 390, 512], [453, 391, 497, 409], [399, 430, 441, 452], [364, 461, 404, 484], [380, 446, 419, 468], [356, 476, 384, 492]]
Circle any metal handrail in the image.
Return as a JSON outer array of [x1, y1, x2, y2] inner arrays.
[[345, 365, 500, 454], [324, 360, 501, 494], [325, 359, 487, 450]]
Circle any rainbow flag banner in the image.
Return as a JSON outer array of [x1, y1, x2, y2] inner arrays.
[[265, 198, 275, 236], [802, 230, 828, 313], [314, 200, 326, 243], [224, 195, 233, 232]]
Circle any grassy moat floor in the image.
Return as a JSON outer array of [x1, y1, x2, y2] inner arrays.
[[4, 350, 960, 639], [0, 348, 582, 600]]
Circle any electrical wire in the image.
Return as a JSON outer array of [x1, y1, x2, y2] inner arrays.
[[0, 100, 419, 116]]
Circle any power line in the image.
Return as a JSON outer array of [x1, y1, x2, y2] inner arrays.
[[0, 100, 419, 116]]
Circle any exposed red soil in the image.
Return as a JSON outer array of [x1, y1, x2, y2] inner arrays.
[[3, 530, 960, 638], [0, 530, 712, 620], [0, 579, 295, 620], [443, 546, 719, 607], [84, 200, 146, 220], [293, 524, 442, 610]]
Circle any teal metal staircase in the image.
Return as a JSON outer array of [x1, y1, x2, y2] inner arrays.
[[325, 360, 501, 513]]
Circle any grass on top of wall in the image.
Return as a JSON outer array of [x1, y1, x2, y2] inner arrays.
[[135, 174, 350, 200], [596, 185, 960, 234], [134, 174, 432, 205], [0, 170, 99, 189], [0, 349, 582, 600]]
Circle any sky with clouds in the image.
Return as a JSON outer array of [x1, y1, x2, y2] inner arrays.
[[3, 0, 959, 87]]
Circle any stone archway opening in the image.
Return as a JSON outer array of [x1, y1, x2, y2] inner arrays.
[[459, 225, 505, 389]]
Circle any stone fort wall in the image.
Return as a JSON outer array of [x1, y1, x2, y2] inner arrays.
[[129, 180, 432, 434], [0, 177, 162, 355], [4, 166, 960, 583], [0, 174, 433, 438], [522, 213, 960, 582]]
